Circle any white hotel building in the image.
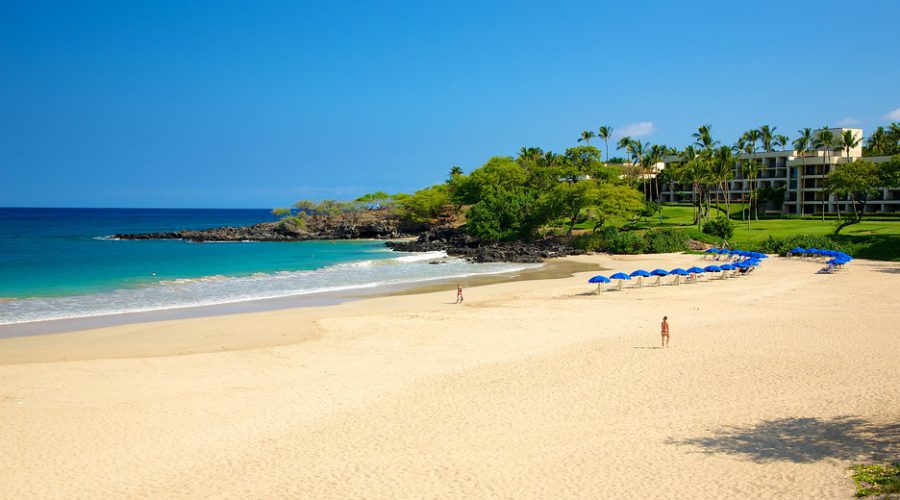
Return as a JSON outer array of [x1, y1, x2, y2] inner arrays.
[[657, 128, 898, 215]]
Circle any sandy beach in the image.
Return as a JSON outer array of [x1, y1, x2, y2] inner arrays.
[[1, 253, 898, 499]]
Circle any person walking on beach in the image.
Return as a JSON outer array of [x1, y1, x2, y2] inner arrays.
[[456, 283, 463, 304], [661, 316, 670, 348]]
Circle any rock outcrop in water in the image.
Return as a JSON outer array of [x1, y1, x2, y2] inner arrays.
[[386, 226, 584, 263], [115, 214, 424, 242], [117, 214, 582, 263]]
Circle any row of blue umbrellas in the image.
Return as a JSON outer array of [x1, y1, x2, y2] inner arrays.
[[788, 247, 853, 266], [589, 259, 763, 289], [704, 248, 769, 260]]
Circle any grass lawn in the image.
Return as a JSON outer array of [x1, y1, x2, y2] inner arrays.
[[572, 204, 900, 261]]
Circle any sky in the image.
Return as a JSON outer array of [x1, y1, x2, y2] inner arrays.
[[1, 0, 899, 208]]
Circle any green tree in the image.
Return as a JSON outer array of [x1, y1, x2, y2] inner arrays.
[[702, 215, 735, 240], [711, 145, 734, 217], [759, 124, 777, 151], [271, 207, 292, 218], [824, 160, 883, 234], [395, 184, 451, 223], [814, 127, 838, 220], [578, 130, 595, 146], [774, 134, 790, 151], [597, 126, 613, 162], [588, 184, 645, 231], [542, 181, 597, 235], [793, 128, 813, 217]]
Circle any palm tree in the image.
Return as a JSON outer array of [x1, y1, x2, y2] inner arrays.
[[712, 145, 734, 217], [691, 124, 719, 151], [743, 129, 762, 222], [838, 129, 861, 160], [626, 140, 647, 199], [647, 143, 669, 222], [578, 130, 595, 146], [597, 126, 613, 162], [793, 128, 812, 217], [759, 125, 777, 151], [814, 127, 837, 220], [866, 126, 889, 155], [774, 134, 790, 151]]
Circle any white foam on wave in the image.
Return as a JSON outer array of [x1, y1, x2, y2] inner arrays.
[[0, 251, 538, 325]]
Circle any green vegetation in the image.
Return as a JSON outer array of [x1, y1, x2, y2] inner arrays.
[[278, 121, 900, 260], [850, 463, 900, 497], [702, 216, 735, 240]]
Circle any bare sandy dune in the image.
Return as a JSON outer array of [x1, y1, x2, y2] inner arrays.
[[1, 253, 898, 499]]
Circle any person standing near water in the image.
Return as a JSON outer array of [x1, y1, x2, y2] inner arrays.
[[661, 316, 670, 347], [456, 284, 463, 304]]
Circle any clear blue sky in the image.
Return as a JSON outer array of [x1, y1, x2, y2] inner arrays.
[[2, 0, 898, 208]]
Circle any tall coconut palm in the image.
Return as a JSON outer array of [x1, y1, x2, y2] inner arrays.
[[866, 126, 889, 155], [774, 134, 790, 151], [838, 129, 861, 160], [743, 129, 762, 222], [759, 125, 777, 151], [692, 124, 719, 151], [814, 127, 837, 220], [712, 145, 734, 217], [793, 128, 813, 217], [678, 146, 701, 224], [578, 130, 595, 146], [597, 126, 613, 163], [647, 143, 669, 222], [626, 140, 648, 199]]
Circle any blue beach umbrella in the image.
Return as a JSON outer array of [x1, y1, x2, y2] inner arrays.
[[704, 248, 720, 253], [790, 247, 806, 254], [720, 263, 735, 270], [650, 268, 669, 286], [629, 269, 651, 287], [588, 275, 610, 292], [610, 272, 632, 290], [703, 265, 722, 272], [687, 266, 705, 274], [669, 268, 689, 285]]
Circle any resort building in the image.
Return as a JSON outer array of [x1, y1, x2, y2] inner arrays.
[[658, 128, 899, 215]]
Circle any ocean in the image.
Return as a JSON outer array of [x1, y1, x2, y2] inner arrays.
[[0, 208, 535, 325]]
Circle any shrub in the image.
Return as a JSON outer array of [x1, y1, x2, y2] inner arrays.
[[749, 234, 850, 256], [702, 216, 735, 240], [570, 232, 605, 252], [643, 228, 688, 253], [603, 229, 643, 254]]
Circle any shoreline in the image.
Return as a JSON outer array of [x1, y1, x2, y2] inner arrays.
[[1, 252, 897, 498], [0, 258, 601, 340]]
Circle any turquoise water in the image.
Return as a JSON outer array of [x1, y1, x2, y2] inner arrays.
[[0, 208, 534, 324]]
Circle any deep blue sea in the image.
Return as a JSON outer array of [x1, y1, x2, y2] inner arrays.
[[0, 208, 533, 324]]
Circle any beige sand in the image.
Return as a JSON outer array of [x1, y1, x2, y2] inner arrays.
[[1, 253, 898, 499]]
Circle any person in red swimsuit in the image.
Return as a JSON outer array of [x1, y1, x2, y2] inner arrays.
[[661, 316, 670, 348]]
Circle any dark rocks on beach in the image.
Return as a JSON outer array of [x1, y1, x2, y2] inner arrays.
[[385, 226, 584, 263]]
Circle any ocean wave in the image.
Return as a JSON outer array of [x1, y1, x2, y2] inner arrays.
[[93, 235, 121, 241], [0, 252, 538, 325]]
